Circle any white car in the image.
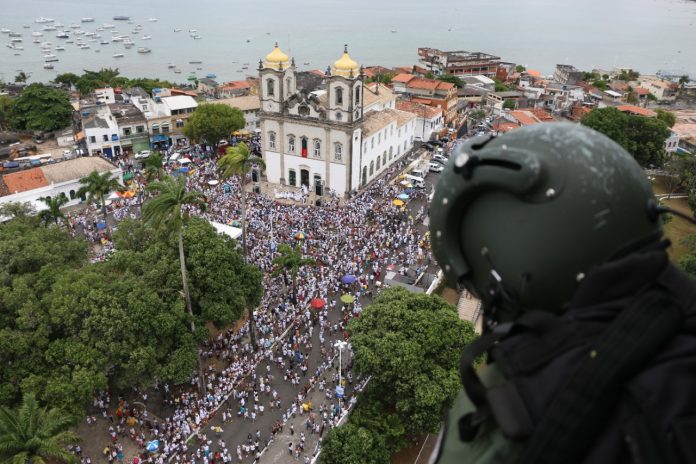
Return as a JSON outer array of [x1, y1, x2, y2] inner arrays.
[[134, 150, 151, 159], [432, 154, 448, 165], [429, 162, 444, 173]]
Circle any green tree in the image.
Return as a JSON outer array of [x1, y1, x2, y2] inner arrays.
[[366, 73, 396, 85], [38, 195, 68, 225], [678, 75, 690, 97], [647, 92, 657, 102], [14, 72, 28, 84], [53, 73, 81, 88], [516, 64, 526, 73], [0, 393, 79, 464], [77, 170, 121, 219], [581, 107, 671, 167], [272, 244, 316, 303], [468, 109, 486, 124], [10, 84, 72, 132], [0, 95, 14, 130], [348, 288, 477, 447], [182, 103, 245, 146], [0, 201, 34, 220], [319, 423, 389, 464], [437, 74, 463, 88], [126, 78, 173, 94], [503, 99, 516, 110], [656, 109, 676, 128], [592, 79, 609, 91], [494, 79, 510, 92], [141, 152, 165, 182], [142, 176, 207, 395], [679, 247, 696, 279]]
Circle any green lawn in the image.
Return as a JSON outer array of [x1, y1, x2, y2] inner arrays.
[[652, 178, 696, 262]]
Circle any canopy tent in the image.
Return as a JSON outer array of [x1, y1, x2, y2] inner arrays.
[[294, 231, 307, 240], [208, 179, 220, 186], [397, 193, 410, 200], [209, 220, 243, 240]]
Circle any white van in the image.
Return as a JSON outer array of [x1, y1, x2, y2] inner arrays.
[[404, 174, 425, 188], [411, 168, 426, 178]]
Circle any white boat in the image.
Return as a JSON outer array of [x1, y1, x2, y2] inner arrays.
[[188, 29, 197, 33], [147, 17, 158, 22], [141, 35, 152, 40], [56, 32, 69, 38], [42, 25, 57, 31], [167, 63, 176, 68], [32, 38, 39, 43], [0, 28, 11, 34], [137, 47, 151, 53], [85, 31, 95, 37], [74, 30, 85, 35], [193, 35, 202, 39], [100, 40, 109, 44], [22, 25, 30, 29], [113, 53, 124, 58], [81, 17, 95, 23], [79, 44, 90, 49], [66, 39, 73, 43], [8, 32, 21, 37], [43, 63, 54, 69], [68, 24, 80, 29], [113, 16, 130, 21], [124, 42, 133, 48], [174, 68, 181, 73], [102, 23, 115, 29], [10, 38, 22, 43], [174, 28, 181, 32], [43, 54, 58, 61], [55, 45, 64, 50], [111, 36, 124, 42], [131, 29, 139, 34], [35, 17, 54, 24]]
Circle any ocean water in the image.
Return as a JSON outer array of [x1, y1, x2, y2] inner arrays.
[[0, 0, 695, 84]]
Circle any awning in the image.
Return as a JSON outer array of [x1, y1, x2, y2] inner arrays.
[[151, 134, 169, 142]]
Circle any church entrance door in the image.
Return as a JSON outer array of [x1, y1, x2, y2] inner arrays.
[[300, 169, 310, 188]]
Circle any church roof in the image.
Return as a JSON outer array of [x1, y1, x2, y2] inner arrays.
[[361, 108, 415, 136], [332, 45, 360, 78], [263, 43, 290, 71]]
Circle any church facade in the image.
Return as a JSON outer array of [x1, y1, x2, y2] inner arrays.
[[258, 44, 417, 195]]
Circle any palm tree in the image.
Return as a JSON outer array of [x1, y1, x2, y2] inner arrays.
[[77, 170, 121, 220], [0, 393, 79, 464], [38, 195, 68, 225], [272, 244, 317, 304], [141, 152, 164, 182], [217, 142, 265, 350], [142, 175, 207, 396]]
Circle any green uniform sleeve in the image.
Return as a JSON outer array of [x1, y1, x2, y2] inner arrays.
[[433, 365, 523, 464]]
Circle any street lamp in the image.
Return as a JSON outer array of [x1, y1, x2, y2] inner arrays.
[[334, 340, 348, 405]]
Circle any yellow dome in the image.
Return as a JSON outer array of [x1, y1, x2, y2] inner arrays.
[[332, 45, 360, 78], [263, 42, 290, 70]]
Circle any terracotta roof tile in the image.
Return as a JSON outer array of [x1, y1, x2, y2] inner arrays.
[[616, 105, 657, 117], [396, 100, 442, 119], [509, 110, 540, 126], [526, 69, 541, 78], [392, 73, 415, 84], [2, 168, 49, 194]]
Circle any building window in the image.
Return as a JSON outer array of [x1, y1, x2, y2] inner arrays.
[[102, 134, 109, 142], [267, 79, 275, 96], [123, 127, 132, 136], [334, 142, 342, 161], [378, 132, 381, 143], [269, 131, 276, 149], [376, 156, 381, 171], [175, 119, 184, 128], [313, 139, 321, 157], [389, 146, 393, 160], [161, 123, 170, 133], [89, 136, 96, 143], [136, 125, 145, 133], [152, 124, 160, 134], [363, 142, 366, 154], [335, 111, 343, 121], [383, 152, 387, 166], [362, 166, 367, 186], [369, 160, 374, 176], [288, 169, 296, 186], [301, 137, 308, 157], [404, 141, 407, 150], [336, 87, 343, 105], [69, 189, 76, 199], [355, 86, 360, 104], [371, 138, 374, 149], [142, 104, 148, 111], [288, 135, 295, 153]]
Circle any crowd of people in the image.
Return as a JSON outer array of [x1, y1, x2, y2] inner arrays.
[[69, 137, 434, 464]]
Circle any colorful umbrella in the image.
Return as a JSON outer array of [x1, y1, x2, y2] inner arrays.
[[404, 188, 415, 195], [341, 274, 356, 284], [400, 180, 413, 188], [146, 440, 159, 453], [231, 220, 241, 227], [392, 199, 404, 206], [294, 232, 306, 240], [311, 298, 325, 309], [340, 294, 355, 304], [397, 193, 410, 200]]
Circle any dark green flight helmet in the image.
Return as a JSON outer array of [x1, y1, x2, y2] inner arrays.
[[430, 123, 662, 321]]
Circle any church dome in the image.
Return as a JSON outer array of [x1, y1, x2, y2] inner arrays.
[[263, 43, 290, 71], [332, 44, 360, 78]]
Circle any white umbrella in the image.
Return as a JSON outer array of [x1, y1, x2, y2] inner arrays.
[[178, 158, 192, 164], [208, 179, 219, 186]]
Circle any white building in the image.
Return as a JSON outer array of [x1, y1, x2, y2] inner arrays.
[[82, 104, 123, 158], [219, 95, 261, 133], [0, 157, 122, 212], [259, 43, 417, 195]]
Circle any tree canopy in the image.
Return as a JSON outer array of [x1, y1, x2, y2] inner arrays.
[[319, 423, 389, 464], [10, 84, 73, 132], [581, 107, 671, 167], [54, 68, 173, 95], [437, 74, 463, 88], [183, 103, 245, 146], [348, 287, 477, 449], [656, 109, 676, 128]]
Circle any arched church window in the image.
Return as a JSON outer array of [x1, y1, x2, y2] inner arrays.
[[313, 139, 321, 157], [336, 87, 343, 105], [267, 79, 275, 96], [334, 143, 342, 161], [355, 87, 361, 105], [288, 135, 295, 153], [268, 131, 276, 150]]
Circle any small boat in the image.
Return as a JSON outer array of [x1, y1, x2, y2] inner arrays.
[[68, 24, 80, 29], [13, 52, 20, 55], [43, 54, 58, 61], [55, 45, 65, 50], [35, 17, 54, 24], [8, 32, 21, 37], [246, 39, 250, 43], [189, 60, 202, 64], [22, 25, 30, 29], [188, 29, 197, 33], [137, 47, 151, 53], [0, 28, 10, 34], [148, 17, 158, 22], [89, 38, 97, 42], [102, 23, 115, 28], [193, 35, 202, 39], [303, 62, 310, 65], [81, 17, 95, 23], [32, 38, 40, 43], [206, 73, 216, 78], [32, 31, 43, 37], [131, 29, 139, 34], [174, 28, 181, 32], [391, 29, 397, 33], [42, 25, 57, 31], [174, 68, 181, 73], [196, 67, 202, 70], [74, 30, 85, 35], [242, 66, 248, 70], [113, 53, 123, 58], [100, 39, 109, 44], [111, 36, 124, 42], [56, 31, 69, 38], [66, 39, 73, 43], [141, 35, 152, 40], [85, 31, 95, 36], [79, 43, 90, 49], [43, 62, 54, 69], [10, 38, 22, 43], [94, 49, 100, 52], [113, 16, 130, 21], [167, 63, 176, 68]]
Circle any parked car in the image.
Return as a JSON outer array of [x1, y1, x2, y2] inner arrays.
[[411, 168, 426, 178], [432, 154, 448, 165], [32, 134, 44, 144], [429, 162, 444, 173], [135, 150, 151, 159]]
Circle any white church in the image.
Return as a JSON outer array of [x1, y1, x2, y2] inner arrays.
[[259, 43, 418, 195]]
